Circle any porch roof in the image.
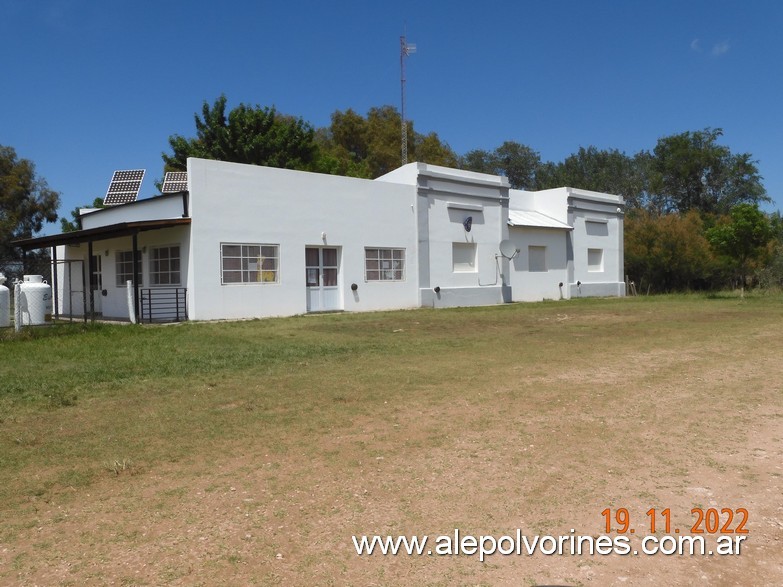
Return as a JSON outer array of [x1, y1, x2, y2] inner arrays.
[[12, 218, 192, 251]]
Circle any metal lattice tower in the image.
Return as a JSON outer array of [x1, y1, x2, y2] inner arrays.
[[400, 35, 416, 165]]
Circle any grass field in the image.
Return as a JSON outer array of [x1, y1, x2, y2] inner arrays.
[[1, 294, 782, 586]]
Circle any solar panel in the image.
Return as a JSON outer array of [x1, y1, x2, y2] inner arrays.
[[103, 169, 145, 205], [161, 171, 188, 194]]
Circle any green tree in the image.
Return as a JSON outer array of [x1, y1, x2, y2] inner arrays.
[[648, 128, 768, 214], [493, 141, 541, 190], [757, 211, 783, 288], [537, 146, 650, 208], [460, 141, 541, 189], [624, 210, 720, 292], [0, 145, 60, 277], [329, 108, 369, 162], [313, 108, 372, 178], [60, 197, 105, 232], [163, 95, 318, 171], [460, 149, 495, 175], [706, 203, 772, 288], [413, 131, 459, 168], [364, 105, 409, 177], [316, 105, 457, 178]]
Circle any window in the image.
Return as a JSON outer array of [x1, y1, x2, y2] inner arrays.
[[365, 248, 405, 281], [528, 246, 547, 272], [322, 248, 338, 286], [452, 242, 477, 272], [150, 245, 181, 286], [306, 248, 320, 286], [221, 243, 279, 284], [116, 251, 142, 286], [588, 248, 604, 272], [307, 247, 340, 286]]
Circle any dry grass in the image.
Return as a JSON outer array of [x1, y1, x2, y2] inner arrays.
[[0, 294, 782, 585]]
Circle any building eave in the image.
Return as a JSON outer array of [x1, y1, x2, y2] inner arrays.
[[12, 218, 192, 251]]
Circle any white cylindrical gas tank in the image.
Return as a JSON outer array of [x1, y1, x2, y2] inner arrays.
[[0, 273, 9, 328], [19, 275, 52, 325]]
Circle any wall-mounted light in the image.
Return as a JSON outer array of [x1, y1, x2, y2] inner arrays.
[[104, 250, 109, 256], [433, 286, 441, 293], [141, 246, 147, 254], [321, 232, 327, 241], [463, 216, 473, 232], [351, 283, 358, 291]]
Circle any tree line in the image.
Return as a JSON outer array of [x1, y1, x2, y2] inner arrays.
[[161, 96, 780, 292], [3, 94, 782, 291]]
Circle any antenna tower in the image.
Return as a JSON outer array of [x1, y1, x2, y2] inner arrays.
[[400, 34, 416, 165]]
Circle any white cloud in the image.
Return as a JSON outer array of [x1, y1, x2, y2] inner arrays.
[[711, 41, 730, 57], [691, 38, 730, 57]]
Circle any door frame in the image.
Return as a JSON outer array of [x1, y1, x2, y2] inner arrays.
[[90, 254, 103, 314], [305, 246, 341, 312]]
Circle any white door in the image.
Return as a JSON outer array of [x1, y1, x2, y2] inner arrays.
[[305, 247, 341, 312]]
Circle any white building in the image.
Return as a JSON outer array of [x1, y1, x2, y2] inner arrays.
[[16, 158, 625, 322]]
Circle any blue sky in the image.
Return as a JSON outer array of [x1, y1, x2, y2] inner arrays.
[[2, 0, 782, 233]]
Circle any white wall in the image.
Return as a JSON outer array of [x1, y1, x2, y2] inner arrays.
[[186, 159, 420, 321], [421, 195, 509, 307], [509, 187, 624, 300], [53, 245, 83, 316], [508, 227, 569, 301], [568, 190, 625, 298], [375, 162, 421, 185], [410, 164, 511, 308], [56, 227, 190, 319], [510, 188, 569, 225], [81, 193, 186, 229], [54, 162, 626, 322]]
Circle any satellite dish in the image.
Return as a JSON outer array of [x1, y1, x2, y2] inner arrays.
[[498, 239, 519, 259]]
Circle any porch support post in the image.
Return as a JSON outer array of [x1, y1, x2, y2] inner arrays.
[[87, 240, 95, 322], [51, 245, 59, 320], [132, 232, 140, 320]]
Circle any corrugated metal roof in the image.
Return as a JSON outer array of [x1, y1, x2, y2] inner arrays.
[[508, 209, 572, 230]]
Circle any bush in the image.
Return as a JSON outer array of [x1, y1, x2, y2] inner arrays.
[[625, 210, 724, 292]]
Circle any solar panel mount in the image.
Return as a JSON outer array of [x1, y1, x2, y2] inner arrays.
[[103, 169, 145, 206], [161, 171, 188, 194]]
